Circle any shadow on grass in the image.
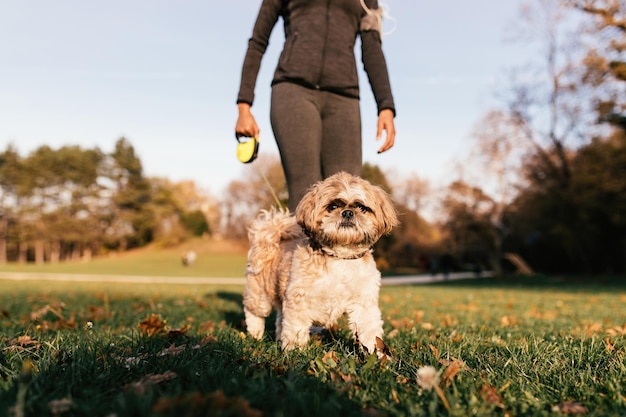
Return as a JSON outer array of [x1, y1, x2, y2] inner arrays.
[[3, 327, 367, 417]]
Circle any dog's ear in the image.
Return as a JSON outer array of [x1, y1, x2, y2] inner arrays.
[[295, 183, 318, 233], [372, 185, 399, 235]]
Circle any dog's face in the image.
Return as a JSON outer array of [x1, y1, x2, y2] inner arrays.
[[295, 172, 398, 257]]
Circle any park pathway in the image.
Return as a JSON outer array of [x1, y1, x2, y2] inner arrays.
[[0, 271, 492, 286]]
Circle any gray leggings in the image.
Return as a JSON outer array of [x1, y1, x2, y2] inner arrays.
[[270, 82, 362, 211]]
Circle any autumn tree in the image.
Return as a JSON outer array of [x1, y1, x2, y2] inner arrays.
[[0, 146, 22, 263], [489, 0, 626, 273], [566, 0, 626, 129], [220, 155, 287, 239]]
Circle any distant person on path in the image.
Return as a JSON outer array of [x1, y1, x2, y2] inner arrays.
[[235, 0, 397, 211]]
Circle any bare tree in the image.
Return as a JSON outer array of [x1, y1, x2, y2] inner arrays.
[[219, 155, 286, 239], [503, 0, 592, 185]]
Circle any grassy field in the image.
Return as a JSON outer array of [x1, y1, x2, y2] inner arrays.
[[0, 247, 625, 416], [0, 239, 248, 278]]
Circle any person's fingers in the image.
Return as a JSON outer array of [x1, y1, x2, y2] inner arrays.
[[235, 113, 260, 138], [376, 111, 396, 153]]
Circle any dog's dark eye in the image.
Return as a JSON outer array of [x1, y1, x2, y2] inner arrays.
[[356, 203, 372, 213], [327, 199, 345, 212]]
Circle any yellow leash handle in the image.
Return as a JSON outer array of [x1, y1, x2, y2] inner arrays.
[[235, 134, 259, 164]]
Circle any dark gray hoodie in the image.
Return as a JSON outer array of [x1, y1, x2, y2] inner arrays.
[[237, 0, 396, 116]]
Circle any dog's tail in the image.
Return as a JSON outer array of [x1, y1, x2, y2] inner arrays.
[[244, 208, 300, 315], [246, 207, 300, 278]]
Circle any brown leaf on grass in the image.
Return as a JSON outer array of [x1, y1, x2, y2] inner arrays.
[[30, 304, 76, 330], [157, 343, 196, 357], [391, 388, 400, 404], [440, 358, 467, 387], [4, 335, 42, 352], [200, 335, 218, 345], [14, 335, 41, 347], [87, 305, 111, 321], [0, 310, 9, 319], [606, 324, 626, 336], [138, 314, 166, 336], [390, 317, 413, 330], [166, 324, 191, 339], [605, 338, 615, 352], [582, 322, 603, 337], [151, 390, 262, 417], [375, 337, 392, 359], [480, 384, 504, 407], [500, 315, 519, 327], [322, 351, 338, 368], [527, 306, 557, 320], [125, 371, 177, 395], [48, 398, 73, 416], [199, 320, 227, 333], [552, 401, 588, 414], [360, 407, 388, 417], [429, 344, 439, 358]]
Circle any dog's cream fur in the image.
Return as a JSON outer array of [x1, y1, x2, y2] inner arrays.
[[243, 172, 398, 355]]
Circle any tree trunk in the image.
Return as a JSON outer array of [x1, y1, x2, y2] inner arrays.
[[72, 244, 81, 261], [18, 242, 27, 263], [0, 217, 7, 264], [50, 240, 61, 263], [35, 239, 45, 264]]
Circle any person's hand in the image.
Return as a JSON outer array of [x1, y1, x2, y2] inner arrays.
[[235, 103, 260, 139], [376, 109, 395, 153]]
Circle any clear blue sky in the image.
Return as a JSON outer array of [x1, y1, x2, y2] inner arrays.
[[0, 1, 531, 196]]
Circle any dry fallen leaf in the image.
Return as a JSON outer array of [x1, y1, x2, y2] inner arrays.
[[606, 324, 626, 337], [125, 371, 177, 395], [4, 335, 42, 352], [390, 317, 413, 330], [48, 398, 73, 416], [138, 314, 167, 336], [166, 324, 191, 341], [552, 400, 588, 415], [443, 358, 465, 387], [429, 344, 439, 359], [151, 390, 262, 417], [375, 336, 392, 359], [480, 384, 504, 407]]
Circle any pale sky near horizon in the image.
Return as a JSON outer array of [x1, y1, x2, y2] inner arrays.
[[0, 1, 532, 197]]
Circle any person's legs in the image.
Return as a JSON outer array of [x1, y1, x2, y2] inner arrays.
[[271, 83, 323, 211], [320, 92, 362, 178]]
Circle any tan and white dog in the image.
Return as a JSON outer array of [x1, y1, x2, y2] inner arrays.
[[243, 172, 398, 355]]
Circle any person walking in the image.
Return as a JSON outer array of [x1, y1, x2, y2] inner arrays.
[[235, 0, 396, 211]]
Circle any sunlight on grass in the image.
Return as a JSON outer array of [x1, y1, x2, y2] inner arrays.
[[0, 279, 625, 416], [0, 245, 248, 278]]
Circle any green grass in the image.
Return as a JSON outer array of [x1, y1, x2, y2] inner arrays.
[[0, 241, 248, 278], [0, 277, 625, 416]]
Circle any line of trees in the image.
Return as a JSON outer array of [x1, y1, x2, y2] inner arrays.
[[0, 138, 213, 263], [437, 0, 626, 275], [1, 0, 624, 276]]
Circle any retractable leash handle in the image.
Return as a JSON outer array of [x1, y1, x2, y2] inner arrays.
[[235, 133, 259, 164]]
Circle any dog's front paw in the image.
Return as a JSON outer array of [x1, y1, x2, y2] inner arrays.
[[244, 309, 265, 339], [280, 326, 310, 351]]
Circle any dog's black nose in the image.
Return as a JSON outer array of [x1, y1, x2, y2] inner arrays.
[[342, 209, 354, 219]]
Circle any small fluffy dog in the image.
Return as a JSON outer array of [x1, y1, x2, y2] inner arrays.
[[243, 172, 398, 355]]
